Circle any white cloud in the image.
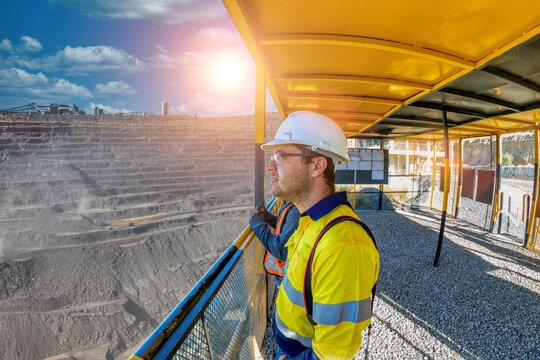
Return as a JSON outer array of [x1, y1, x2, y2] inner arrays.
[[50, 0, 226, 24], [0, 39, 12, 51], [87, 102, 131, 115], [147, 50, 203, 69], [19, 36, 42, 52], [95, 81, 139, 96], [51, 79, 92, 98], [0, 68, 48, 87], [15, 45, 147, 76], [195, 27, 239, 43], [0, 67, 92, 102]]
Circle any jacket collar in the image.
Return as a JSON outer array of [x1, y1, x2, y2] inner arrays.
[[301, 191, 351, 221]]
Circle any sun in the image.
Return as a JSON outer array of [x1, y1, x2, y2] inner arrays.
[[209, 52, 247, 92]]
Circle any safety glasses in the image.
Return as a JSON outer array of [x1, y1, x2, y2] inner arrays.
[[270, 152, 319, 165]]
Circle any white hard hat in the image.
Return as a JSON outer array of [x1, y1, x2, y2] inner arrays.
[[261, 111, 350, 165]]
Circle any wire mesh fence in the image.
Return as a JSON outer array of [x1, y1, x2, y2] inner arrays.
[[131, 199, 275, 360], [164, 229, 267, 360]]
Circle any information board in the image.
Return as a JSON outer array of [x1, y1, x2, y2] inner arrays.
[[335, 149, 388, 185]]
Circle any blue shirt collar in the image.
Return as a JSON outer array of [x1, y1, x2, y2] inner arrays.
[[302, 191, 351, 221]]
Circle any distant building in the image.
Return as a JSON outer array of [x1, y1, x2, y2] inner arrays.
[[162, 101, 168, 116], [48, 104, 79, 115]]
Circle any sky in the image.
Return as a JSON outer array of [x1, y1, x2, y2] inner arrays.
[[0, 0, 276, 116]]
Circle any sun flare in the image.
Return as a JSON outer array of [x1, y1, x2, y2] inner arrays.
[[209, 53, 246, 92]]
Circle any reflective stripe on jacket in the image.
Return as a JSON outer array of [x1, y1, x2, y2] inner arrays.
[[264, 203, 294, 277], [275, 200, 379, 359]]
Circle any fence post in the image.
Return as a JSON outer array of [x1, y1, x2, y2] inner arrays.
[[507, 196, 512, 233], [379, 139, 384, 210], [490, 134, 502, 232], [454, 138, 463, 218], [434, 110, 449, 267], [255, 65, 266, 207], [525, 127, 539, 247], [498, 192, 504, 234], [202, 314, 216, 360]]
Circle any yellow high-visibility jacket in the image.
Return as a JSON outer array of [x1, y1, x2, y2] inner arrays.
[[274, 192, 379, 359]]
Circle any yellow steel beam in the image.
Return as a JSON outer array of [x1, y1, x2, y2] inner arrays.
[[223, 0, 263, 66], [260, 34, 475, 69], [333, 118, 375, 125], [382, 25, 540, 127], [475, 24, 540, 68], [400, 122, 538, 143], [281, 108, 383, 121], [357, 106, 401, 132], [283, 93, 403, 106], [255, 65, 267, 206], [447, 128, 495, 136], [223, 0, 286, 119], [493, 125, 537, 135], [266, 71, 287, 120], [255, 66, 266, 144], [321, 110, 381, 120], [274, 74, 432, 90], [490, 116, 539, 125], [454, 123, 508, 132]]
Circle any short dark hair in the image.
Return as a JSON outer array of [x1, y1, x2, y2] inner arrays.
[[295, 145, 336, 191]]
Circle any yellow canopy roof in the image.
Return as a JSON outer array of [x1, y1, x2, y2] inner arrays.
[[223, 0, 540, 139]]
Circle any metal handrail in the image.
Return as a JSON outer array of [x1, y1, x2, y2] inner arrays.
[[130, 197, 277, 360]]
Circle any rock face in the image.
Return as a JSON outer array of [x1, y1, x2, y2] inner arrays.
[[0, 113, 281, 359]]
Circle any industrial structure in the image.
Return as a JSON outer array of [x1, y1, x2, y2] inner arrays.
[[0, 103, 84, 115]]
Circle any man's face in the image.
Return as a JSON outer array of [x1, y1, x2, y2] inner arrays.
[[267, 144, 312, 201]]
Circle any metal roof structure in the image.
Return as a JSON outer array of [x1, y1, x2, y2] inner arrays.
[[223, 0, 540, 140]]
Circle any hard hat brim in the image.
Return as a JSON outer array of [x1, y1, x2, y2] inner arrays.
[[260, 138, 312, 151]]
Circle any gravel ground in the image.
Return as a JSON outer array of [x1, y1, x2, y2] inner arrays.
[[261, 209, 540, 360]]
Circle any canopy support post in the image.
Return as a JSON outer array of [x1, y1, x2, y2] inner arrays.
[[525, 127, 539, 247], [430, 140, 436, 210], [255, 65, 266, 207], [379, 138, 384, 210], [454, 138, 463, 218], [434, 111, 450, 267], [490, 134, 502, 232]]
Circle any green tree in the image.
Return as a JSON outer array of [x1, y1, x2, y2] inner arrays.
[[502, 153, 514, 167]]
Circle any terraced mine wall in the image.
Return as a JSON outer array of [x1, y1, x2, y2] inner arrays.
[[0, 113, 281, 359]]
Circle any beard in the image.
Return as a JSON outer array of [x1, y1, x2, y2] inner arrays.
[[271, 165, 311, 203]]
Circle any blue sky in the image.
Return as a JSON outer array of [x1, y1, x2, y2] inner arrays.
[[0, 0, 274, 116]]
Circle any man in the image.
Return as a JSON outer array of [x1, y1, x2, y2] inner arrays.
[[261, 111, 380, 360], [249, 200, 300, 286]]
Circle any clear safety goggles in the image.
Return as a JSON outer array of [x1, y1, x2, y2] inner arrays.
[[270, 152, 319, 165]]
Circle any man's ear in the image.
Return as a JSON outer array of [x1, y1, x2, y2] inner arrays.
[[311, 156, 327, 178]]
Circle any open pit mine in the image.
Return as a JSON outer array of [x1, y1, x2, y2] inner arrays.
[[0, 113, 280, 359]]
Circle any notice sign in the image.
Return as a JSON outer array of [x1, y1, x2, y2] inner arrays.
[[335, 149, 388, 184]]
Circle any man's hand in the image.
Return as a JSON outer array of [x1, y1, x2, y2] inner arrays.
[[278, 355, 288, 360], [250, 206, 266, 219], [251, 206, 275, 222]]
